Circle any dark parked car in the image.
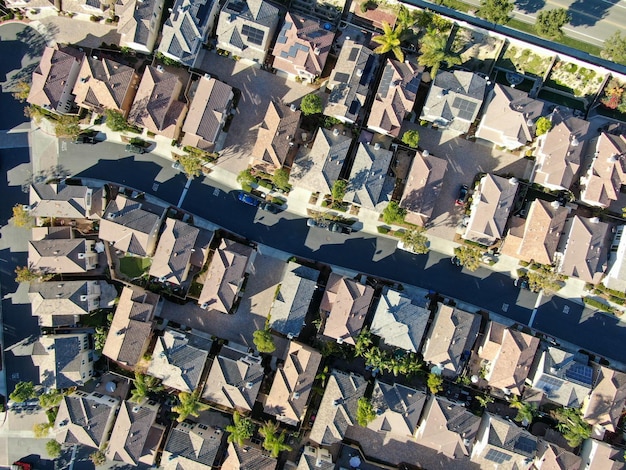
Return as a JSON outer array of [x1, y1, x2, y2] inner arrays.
[[455, 185, 469, 206], [328, 222, 352, 234], [238, 192, 261, 207], [73, 134, 96, 144], [125, 143, 146, 154], [259, 202, 282, 214], [451, 256, 462, 267]]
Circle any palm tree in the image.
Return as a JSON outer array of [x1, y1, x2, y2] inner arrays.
[[553, 407, 591, 448], [373, 21, 406, 61], [354, 328, 373, 357], [418, 30, 462, 78], [476, 394, 494, 408], [226, 411, 255, 446], [130, 373, 164, 403], [172, 389, 210, 422], [509, 395, 537, 424], [259, 421, 292, 458], [395, 5, 417, 30]]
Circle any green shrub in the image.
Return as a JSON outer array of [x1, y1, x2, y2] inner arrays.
[[519, 260, 530, 267], [583, 297, 615, 313], [241, 182, 252, 193], [377, 226, 390, 234]]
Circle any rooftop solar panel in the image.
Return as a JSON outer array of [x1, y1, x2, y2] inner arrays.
[[565, 363, 594, 386], [485, 449, 511, 464], [242, 24, 264, 46]]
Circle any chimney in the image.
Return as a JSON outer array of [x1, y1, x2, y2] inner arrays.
[[290, 103, 297, 112], [422, 149, 429, 157]]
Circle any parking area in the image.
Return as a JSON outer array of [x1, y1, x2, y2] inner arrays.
[[196, 52, 312, 174]]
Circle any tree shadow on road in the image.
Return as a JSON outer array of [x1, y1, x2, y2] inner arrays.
[[515, 0, 545, 14], [567, 0, 618, 27]]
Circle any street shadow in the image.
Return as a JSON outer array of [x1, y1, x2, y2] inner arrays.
[[15, 24, 52, 59], [514, 0, 546, 14], [567, 0, 618, 26]]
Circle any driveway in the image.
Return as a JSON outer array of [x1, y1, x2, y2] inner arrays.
[[196, 52, 312, 174], [38, 16, 120, 48]]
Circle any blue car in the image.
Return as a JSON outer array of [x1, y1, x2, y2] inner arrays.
[[238, 192, 260, 207]]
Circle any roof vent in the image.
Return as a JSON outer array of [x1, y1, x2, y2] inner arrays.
[[374, 142, 381, 150], [245, 382, 254, 389], [132, 405, 140, 413], [92, 55, 98, 60], [609, 154, 619, 163], [290, 104, 297, 112], [156, 65, 164, 73], [78, 253, 86, 259], [551, 200, 560, 209], [356, 69, 363, 77], [422, 150, 429, 157], [333, 128, 339, 136], [203, 73, 211, 80], [314, 47, 321, 55], [509, 177, 518, 185], [293, 391, 300, 399], [571, 136, 580, 147], [80, 295, 88, 301], [590, 217, 600, 224]]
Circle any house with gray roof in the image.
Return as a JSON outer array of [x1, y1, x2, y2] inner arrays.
[[324, 40, 377, 124], [106, 400, 165, 466], [370, 287, 430, 353], [269, 262, 319, 337], [159, 0, 220, 68], [29, 234, 98, 275], [161, 421, 227, 470], [420, 70, 487, 134], [368, 381, 426, 436], [147, 328, 212, 392], [605, 223, 626, 292], [297, 446, 334, 470], [116, 0, 165, 53], [344, 141, 394, 211], [54, 390, 120, 450], [99, 195, 164, 257], [29, 183, 104, 220], [222, 442, 277, 470], [309, 370, 367, 446], [471, 414, 538, 469], [291, 127, 352, 195], [31, 333, 94, 389], [533, 439, 581, 470], [216, 0, 280, 65], [202, 344, 264, 411]]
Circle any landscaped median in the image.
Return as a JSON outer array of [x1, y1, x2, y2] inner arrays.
[[582, 283, 626, 316]]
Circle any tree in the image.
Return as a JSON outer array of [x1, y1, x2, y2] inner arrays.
[[272, 168, 290, 190], [237, 168, 256, 188], [401, 130, 420, 148], [395, 5, 417, 30], [46, 440, 62, 458], [10, 381, 36, 403], [454, 245, 482, 271], [12, 80, 31, 103], [418, 30, 461, 78], [382, 201, 406, 225], [39, 389, 63, 409], [372, 21, 406, 61], [331, 180, 347, 203], [602, 32, 626, 65], [553, 407, 591, 448], [226, 411, 255, 446], [178, 154, 203, 178], [259, 421, 292, 457], [509, 396, 537, 425], [15, 266, 40, 283], [105, 109, 129, 131], [476, 394, 494, 408], [527, 269, 563, 295], [173, 390, 210, 422], [33, 422, 51, 437], [401, 228, 429, 254], [354, 327, 373, 357], [300, 94, 322, 116], [477, 0, 514, 24], [90, 450, 107, 466], [535, 116, 552, 136], [253, 328, 276, 353], [12, 204, 33, 228], [130, 373, 164, 403], [54, 114, 81, 138], [356, 397, 376, 427], [427, 373, 444, 394], [535, 9, 571, 40]]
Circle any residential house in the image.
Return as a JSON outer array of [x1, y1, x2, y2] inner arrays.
[[147, 328, 212, 392], [128, 65, 188, 138], [476, 321, 539, 395], [415, 396, 481, 459], [99, 195, 164, 257], [324, 40, 377, 124], [370, 287, 430, 353], [532, 107, 591, 191], [422, 303, 480, 378], [501, 199, 568, 266], [269, 262, 319, 337], [368, 381, 426, 436], [605, 224, 626, 291], [198, 239, 255, 314], [528, 346, 594, 408], [29, 229, 98, 274], [343, 142, 394, 211], [221, 442, 277, 470], [105, 400, 165, 466], [103, 286, 159, 369], [216, 0, 280, 65], [27, 45, 84, 114], [367, 58, 421, 137], [463, 173, 518, 247], [182, 75, 234, 151], [582, 365, 626, 438], [272, 13, 334, 82], [149, 218, 213, 285], [31, 333, 94, 389], [320, 273, 374, 345], [579, 439, 626, 469], [580, 132, 626, 208], [202, 344, 264, 411], [159, 0, 221, 68], [29, 280, 115, 327], [533, 439, 581, 470], [309, 370, 367, 445], [297, 446, 334, 470], [290, 127, 352, 195], [4, 0, 58, 16], [116, 0, 165, 53], [29, 183, 104, 220], [264, 341, 322, 425], [251, 101, 302, 172], [72, 55, 140, 118], [420, 70, 487, 134], [161, 421, 227, 470], [471, 414, 538, 469], [556, 215, 611, 284], [290, 0, 346, 24], [399, 149, 448, 226], [475, 84, 548, 150], [54, 390, 119, 449]]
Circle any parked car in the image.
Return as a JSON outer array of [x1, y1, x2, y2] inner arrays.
[[328, 222, 352, 234], [73, 134, 96, 144], [125, 143, 146, 154], [259, 202, 281, 214], [238, 191, 261, 207], [451, 256, 462, 267], [307, 218, 328, 228], [455, 185, 469, 206]]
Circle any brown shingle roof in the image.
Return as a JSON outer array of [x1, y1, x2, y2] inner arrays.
[[583, 366, 626, 434], [29, 183, 104, 219], [580, 132, 626, 208], [559, 216, 611, 284], [400, 150, 447, 226], [252, 101, 302, 170], [221, 442, 277, 470]]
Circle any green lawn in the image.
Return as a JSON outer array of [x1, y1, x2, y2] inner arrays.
[[119, 256, 151, 278]]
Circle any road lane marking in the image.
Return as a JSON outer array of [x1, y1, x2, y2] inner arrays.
[[213, 188, 220, 196], [529, 292, 543, 328], [563, 305, 570, 314], [177, 177, 192, 207]]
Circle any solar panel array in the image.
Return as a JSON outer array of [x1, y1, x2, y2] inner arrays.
[[405, 78, 420, 94], [378, 65, 395, 98], [228, 0, 245, 13], [566, 363, 594, 386], [514, 436, 537, 455], [452, 96, 477, 121], [242, 24, 264, 45], [485, 449, 512, 464], [536, 374, 564, 392]]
